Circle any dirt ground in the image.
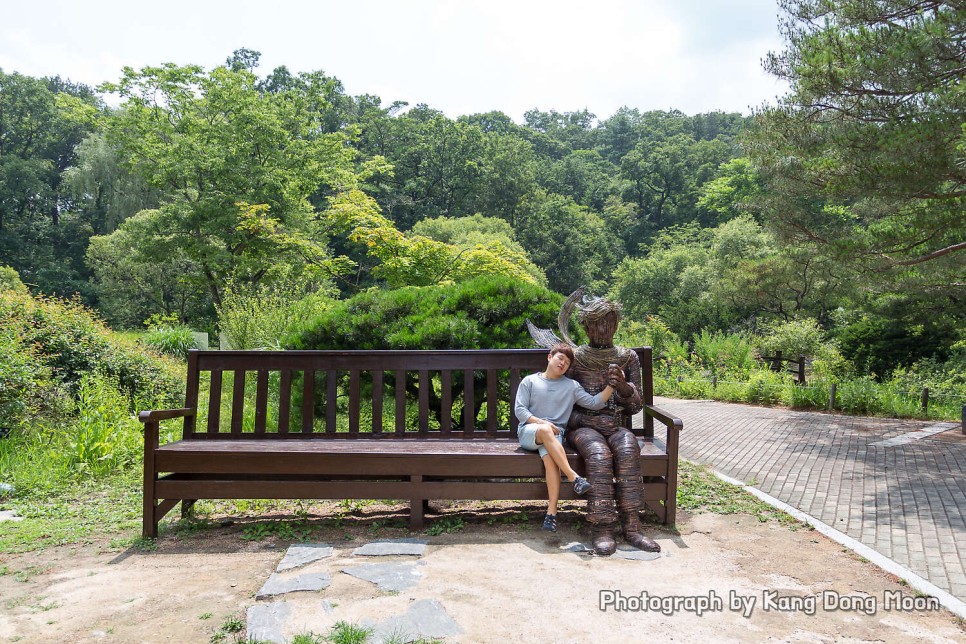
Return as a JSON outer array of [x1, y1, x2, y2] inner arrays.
[[1, 502, 964, 643]]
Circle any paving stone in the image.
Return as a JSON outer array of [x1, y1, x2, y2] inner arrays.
[[370, 599, 462, 644], [246, 601, 291, 644], [256, 572, 331, 599], [341, 562, 423, 592], [649, 397, 966, 604], [614, 546, 661, 561], [353, 537, 428, 556], [0, 510, 22, 522], [276, 543, 333, 572]]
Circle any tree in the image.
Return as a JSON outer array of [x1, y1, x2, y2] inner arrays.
[[0, 70, 100, 295], [99, 62, 360, 312], [747, 0, 966, 292], [515, 191, 621, 294]]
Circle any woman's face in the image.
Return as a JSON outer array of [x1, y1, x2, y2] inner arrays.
[[546, 350, 572, 378]]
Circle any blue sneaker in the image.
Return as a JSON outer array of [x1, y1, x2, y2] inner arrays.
[[542, 514, 557, 532], [573, 476, 591, 495]]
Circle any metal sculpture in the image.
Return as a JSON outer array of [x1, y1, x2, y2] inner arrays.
[[528, 288, 660, 555]]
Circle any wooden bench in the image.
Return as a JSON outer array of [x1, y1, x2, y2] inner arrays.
[[139, 347, 683, 538]]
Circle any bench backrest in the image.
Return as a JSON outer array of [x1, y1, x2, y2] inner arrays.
[[181, 347, 655, 440]]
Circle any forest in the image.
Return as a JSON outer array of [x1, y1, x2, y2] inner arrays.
[[0, 0, 964, 432]]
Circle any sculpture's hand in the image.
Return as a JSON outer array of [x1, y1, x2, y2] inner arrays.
[[608, 363, 634, 398]]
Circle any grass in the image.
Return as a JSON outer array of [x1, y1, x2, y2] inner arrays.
[[676, 460, 802, 527]]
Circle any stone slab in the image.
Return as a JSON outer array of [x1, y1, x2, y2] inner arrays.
[[370, 599, 462, 643], [614, 546, 662, 561], [352, 538, 428, 556], [341, 562, 423, 592], [871, 423, 959, 448], [246, 601, 291, 644], [276, 543, 333, 572], [256, 572, 331, 599], [0, 510, 22, 522]]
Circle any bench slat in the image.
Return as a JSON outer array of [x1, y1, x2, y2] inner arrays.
[[372, 370, 384, 434], [326, 370, 337, 433], [486, 369, 497, 436], [418, 370, 429, 434], [254, 370, 269, 434], [349, 371, 360, 435], [207, 370, 222, 434], [231, 370, 246, 435], [278, 370, 292, 433], [440, 370, 452, 436], [463, 370, 474, 437], [301, 370, 314, 433], [509, 368, 521, 435], [394, 370, 406, 435]]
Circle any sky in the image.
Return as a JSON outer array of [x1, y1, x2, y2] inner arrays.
[[1, 0, 789, 122]]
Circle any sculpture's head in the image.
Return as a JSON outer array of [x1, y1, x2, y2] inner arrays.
[[577, 295, 621, 348]]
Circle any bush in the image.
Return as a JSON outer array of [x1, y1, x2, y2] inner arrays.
[[287, 275, 563, 350], [143, 325, 199, 359], [217, 276, 336, 350], [0, 288, 183, 413], [0, 265, 28, 293]]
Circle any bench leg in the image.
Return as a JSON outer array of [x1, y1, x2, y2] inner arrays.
[[410, 475, 425, 530]]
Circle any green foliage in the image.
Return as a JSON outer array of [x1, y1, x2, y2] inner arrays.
[[68, 372, 142, 474], [748, 0, 966, 301], [142, 325, 199, 358], [0, 70, 101, 299], [0, 287, 183, 414], [288, 275, 562, 351], [757, 318, 843, 366], [692, 330, 757, 378], [326, 622, 373, 644], [677, 461, 798, 525], [217, 272, 336, 350], [0, 265, 27, 293], [99, 62, 361, 311]]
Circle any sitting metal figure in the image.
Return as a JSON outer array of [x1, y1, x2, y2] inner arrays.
[[528, 289, 660, 556]]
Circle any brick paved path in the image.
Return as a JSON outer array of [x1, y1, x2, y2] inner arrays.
[[649, 397, 966, 602]]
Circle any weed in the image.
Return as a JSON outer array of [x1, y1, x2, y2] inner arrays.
[[199, 612, 213, 620], [291, 633, 326, 644], [221, 615, 244, 633], [327, 621, 373, 644], [424, 516, 464, 536]]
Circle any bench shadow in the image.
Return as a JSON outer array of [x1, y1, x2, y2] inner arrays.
[[109, 500, 683, 562]]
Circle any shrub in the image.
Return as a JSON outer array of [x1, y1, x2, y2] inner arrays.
[[287, 275, 563, 350], [0, 265, 28, 293], [217, 276, 336, 350], [143, 325, 199, 359], [0, 288, 183, 413]]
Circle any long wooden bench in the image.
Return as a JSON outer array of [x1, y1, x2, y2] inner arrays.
[[139, 347, 683, 538]]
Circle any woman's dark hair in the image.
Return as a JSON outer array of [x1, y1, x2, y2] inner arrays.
[[549, 342, 575, 364]]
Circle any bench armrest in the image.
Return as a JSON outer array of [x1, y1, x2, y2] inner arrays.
[[644, 404, 683, 432], [138, 408, 195, 423]]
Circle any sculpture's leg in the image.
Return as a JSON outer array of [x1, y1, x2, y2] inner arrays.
[[609, 429, 661, 553], [569, 426, 618, 556]]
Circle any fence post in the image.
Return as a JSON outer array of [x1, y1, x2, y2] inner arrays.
[[921, 387, 929, 413], [797, 355, 806, 385], [962, 405, 965, 436], [829, 383, 837, 411], [712, 375, 717, 390], [773, 350, 783, 372]]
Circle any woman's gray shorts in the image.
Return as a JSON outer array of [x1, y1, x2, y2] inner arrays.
[[518, 423, 564, 458]]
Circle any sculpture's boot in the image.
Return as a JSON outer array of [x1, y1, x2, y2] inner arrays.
[[622, 511, 661, 552], [591, 524, 617, 556]]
